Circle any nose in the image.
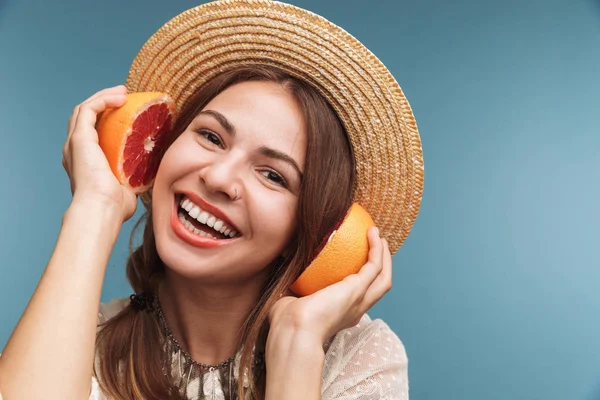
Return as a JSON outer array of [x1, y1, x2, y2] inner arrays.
[[197, 154, 243, 202]]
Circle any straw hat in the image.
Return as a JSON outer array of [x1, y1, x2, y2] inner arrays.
[[125, 0, 424, 254]]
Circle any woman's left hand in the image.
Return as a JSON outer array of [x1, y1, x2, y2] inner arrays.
[[268, 226, 392, 344]]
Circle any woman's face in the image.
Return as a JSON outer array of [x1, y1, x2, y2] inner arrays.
[[152, 80, 306, 285]]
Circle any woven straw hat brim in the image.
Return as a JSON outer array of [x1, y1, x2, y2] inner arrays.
[[125, 0, 424, 254]]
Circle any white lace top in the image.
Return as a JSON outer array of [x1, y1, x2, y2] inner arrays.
[[0, 298, 408, 399]]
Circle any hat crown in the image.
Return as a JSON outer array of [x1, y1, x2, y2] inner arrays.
[[126, 0, 424, 254]]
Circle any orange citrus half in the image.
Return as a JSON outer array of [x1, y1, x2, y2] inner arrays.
[[96, 92, 175, 194], [290, 203, 375, 296]]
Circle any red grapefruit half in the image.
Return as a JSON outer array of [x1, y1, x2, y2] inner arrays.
[[96, 92, 175, 193]]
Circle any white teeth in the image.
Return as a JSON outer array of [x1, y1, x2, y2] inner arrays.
[[198, 211, 209, 224], [207, 216, 216, 228], [179, 196, 239, 238], [188, 206, 200, 219], [179, 211, 207, 238]]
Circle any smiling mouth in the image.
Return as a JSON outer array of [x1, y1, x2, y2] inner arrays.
[[175, 194, 240, 240]]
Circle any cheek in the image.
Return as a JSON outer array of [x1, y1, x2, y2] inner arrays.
[[151, 139, 190, 216], [250, 194, 298, 245], [154, 139, 177, 186], [154, 135, 198, 185]]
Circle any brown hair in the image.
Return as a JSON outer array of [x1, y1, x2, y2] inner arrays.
[[95, 65, 356, 399]]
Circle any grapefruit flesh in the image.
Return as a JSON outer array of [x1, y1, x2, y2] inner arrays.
[[96, 92, 174, 194], [290, 203, 375, 296]]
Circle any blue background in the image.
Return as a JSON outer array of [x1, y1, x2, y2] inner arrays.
[[1, 0, 599, 399]]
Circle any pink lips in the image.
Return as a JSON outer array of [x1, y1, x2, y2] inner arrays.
[[170, 192, 241, 248]]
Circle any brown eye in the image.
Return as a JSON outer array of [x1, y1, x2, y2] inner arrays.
[[260, 170, 288, 188], [195, 129, 223, 148]]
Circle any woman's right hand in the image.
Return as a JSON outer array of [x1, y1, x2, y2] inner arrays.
[[62, 85, 137, 222], [0, 86, 137, 400]]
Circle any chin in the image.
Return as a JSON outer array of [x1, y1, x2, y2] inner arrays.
[[154, 234, 269, 285]]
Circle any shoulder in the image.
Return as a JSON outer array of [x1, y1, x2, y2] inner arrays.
[[92, 298, 130, 399], [326, 313, 407, 365], [98, 297, 130, 324], [321, 314, 409, 398]]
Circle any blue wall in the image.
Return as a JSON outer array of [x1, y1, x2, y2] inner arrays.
[[1, 0, 599, 399]]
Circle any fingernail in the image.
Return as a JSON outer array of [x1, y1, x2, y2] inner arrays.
[[374, 227, 379, 236]]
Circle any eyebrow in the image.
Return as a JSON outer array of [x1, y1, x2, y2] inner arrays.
[[259, 146, 304, 180], [199, 109, 304, 180], [199, 110, 236, 136]]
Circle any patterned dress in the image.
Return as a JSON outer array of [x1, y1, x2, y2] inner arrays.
[[1, 297, 409, 399]]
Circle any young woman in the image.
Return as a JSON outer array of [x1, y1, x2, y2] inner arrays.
[[0, 2, 423, 399]]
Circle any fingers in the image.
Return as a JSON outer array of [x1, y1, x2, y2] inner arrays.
[[363, 238, 393, 307], [67, 85, 126, 140], [85, 84, 128, 103], [349, 230, 392, 314], [62, 86, 127, 187], [356, 226, 384, 290], [72, 93, 127, 143], [338, 226, 384, 307], [292, 230, 391, 337], [64, 85, 127, 157]]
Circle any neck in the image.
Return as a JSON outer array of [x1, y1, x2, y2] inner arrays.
[[157, 271, 264, 366]]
